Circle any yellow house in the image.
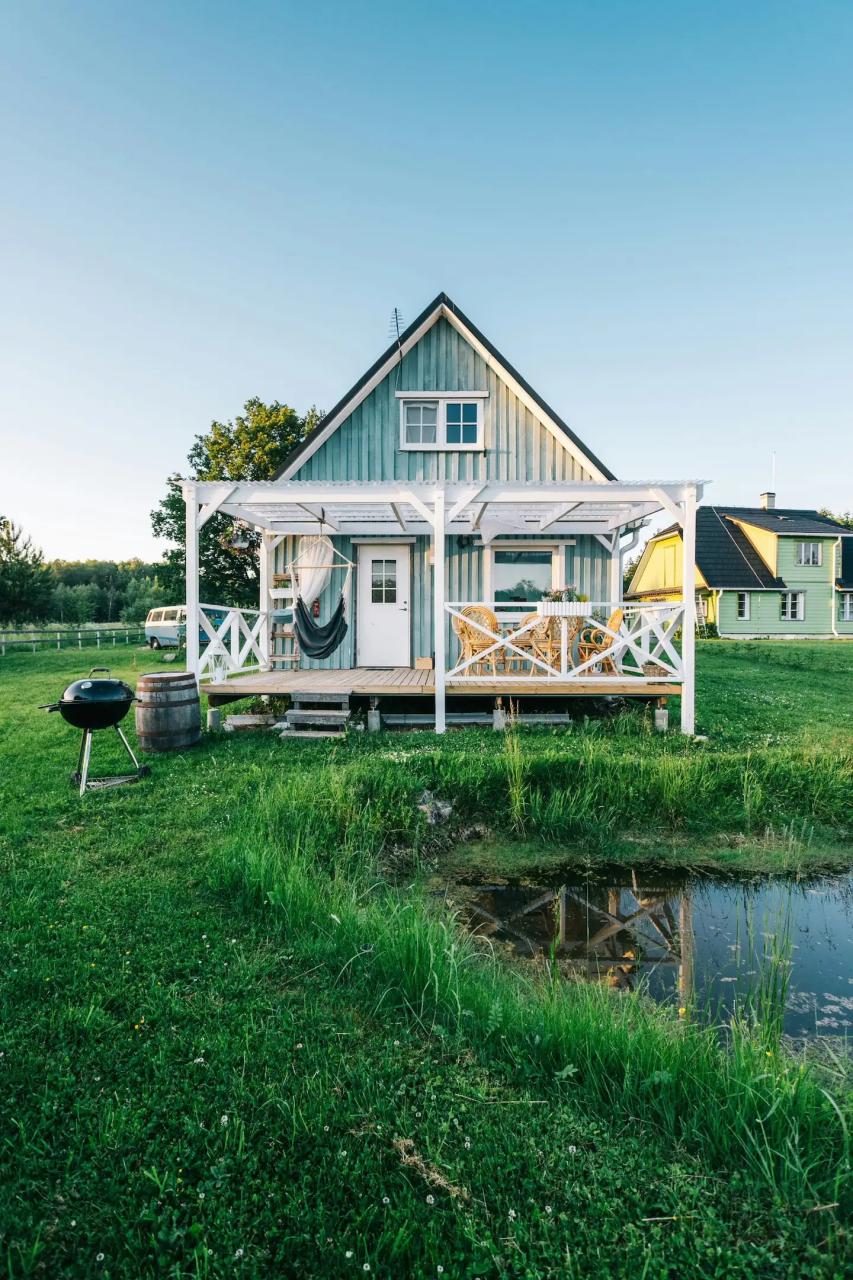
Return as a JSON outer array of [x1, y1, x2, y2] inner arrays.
[[627, 496, 853, 638]]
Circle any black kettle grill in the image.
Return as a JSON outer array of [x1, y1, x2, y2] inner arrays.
[[42, 668, 150, 796]]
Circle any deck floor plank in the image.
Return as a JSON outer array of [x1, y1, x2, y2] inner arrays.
[[203, 667, 680, 704]]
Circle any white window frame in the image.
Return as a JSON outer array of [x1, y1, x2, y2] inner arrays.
[[795, 541, 822, 567], [736, 592, 750, 621], [780, 591, 805, 621], [398, 391, 487, 452], [483, 542, 561, 604], [841, 592, 853, 622]]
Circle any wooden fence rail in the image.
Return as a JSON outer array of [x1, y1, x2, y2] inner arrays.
[[0, 626, 147, 656]]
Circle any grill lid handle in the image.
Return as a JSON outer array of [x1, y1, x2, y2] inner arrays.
[[89, 667, 111, 676]]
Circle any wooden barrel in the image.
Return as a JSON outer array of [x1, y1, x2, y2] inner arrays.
[[135, 672, 201, 753]]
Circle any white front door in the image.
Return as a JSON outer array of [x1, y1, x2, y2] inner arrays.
[[357, 544, 411, 667]]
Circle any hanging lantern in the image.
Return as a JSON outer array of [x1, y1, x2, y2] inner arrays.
[[231, 520, 250, 550]]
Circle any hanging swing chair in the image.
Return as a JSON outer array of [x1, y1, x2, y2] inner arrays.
[[288, 533, 354, 660]]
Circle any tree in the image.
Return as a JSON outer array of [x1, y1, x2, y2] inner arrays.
[[819, 509, 853, 529], [151, 398, 320, 607], [0, 517, 53, 623]]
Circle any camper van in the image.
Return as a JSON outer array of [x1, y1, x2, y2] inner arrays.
[[144, 606, 187, 649], [145, 606, 228, 649]]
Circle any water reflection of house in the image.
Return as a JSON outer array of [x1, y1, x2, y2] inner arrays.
[[460, 879, 694, 999]]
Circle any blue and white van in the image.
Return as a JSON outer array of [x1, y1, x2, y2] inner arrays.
[[145, 606, 229, 650], [145, 606, 186, 649]]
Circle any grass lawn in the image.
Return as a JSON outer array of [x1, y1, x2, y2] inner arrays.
[[0, 641, 851, 1278]]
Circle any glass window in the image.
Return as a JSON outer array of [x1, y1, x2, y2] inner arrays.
[[445, 401, 479, 445], [162, 608, 179, 621], [796, 542, 821, 566], [370, 559, 397, 604], [493, 550, 554, 601], [404, 402, 438, 445], [148, 609, 163, 622], [841, 592, 853, 622], [736, 592, 750, 620], [780, 592, 804, 621]]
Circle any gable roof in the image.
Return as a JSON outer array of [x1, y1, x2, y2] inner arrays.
[[629, 507, 785, 593], [275, 292, 616, 482], [629, 505, 853, 596], [720, 507, 851, 537]]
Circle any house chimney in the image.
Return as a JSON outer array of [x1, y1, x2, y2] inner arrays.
[[760, 491, 775, 510]]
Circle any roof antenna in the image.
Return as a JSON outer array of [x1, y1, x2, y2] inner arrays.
[[388, 307, 405, 346], [389, 306, 406, 391]]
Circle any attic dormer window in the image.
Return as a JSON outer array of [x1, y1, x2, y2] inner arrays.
[[398, 392, 486, 451]]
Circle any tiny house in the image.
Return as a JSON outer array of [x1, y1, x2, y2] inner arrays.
[[182, 294, 705, 732]]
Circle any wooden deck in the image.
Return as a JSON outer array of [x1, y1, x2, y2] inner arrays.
[[203, 667, 680, 705]]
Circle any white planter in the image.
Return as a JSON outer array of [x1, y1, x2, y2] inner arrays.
[[536, 601, 588, 617]]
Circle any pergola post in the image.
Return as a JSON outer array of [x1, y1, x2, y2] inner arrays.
[[680, 486, 697, 734], [433, 489, 446, 734], [608, 534, 622, 603], [184, 481, 200, 682], [258, 531, 273, 670]]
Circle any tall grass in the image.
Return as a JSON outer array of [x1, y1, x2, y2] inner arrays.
[[216, 775, 853, 1210]]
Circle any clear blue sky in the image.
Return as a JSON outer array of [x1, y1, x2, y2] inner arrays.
[[2, 1, 851, 560]]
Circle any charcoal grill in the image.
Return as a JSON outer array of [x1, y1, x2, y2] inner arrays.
[[41, 668, 151, 796]]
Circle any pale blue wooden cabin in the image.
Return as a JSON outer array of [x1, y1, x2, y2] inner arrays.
[[183, 294, 702, 733]]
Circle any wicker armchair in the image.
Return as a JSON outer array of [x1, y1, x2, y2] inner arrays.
[[451, 605, 504, 675], [577, 608, 625, 674], [510, 614, 582, 673]]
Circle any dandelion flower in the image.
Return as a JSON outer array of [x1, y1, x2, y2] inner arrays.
[[234, 1248, 244, 1259], [545, 1205, 552, 1214], [508, 1208, 517, 1221], [96, 1254, 104, 1263], [678, 1007, 687, 1017], [463, 1139, 471, 1150], [426, 1194, 435, 1205], [568, 1145, 577, 1155], [382, 1196, 390, 1205], [221, 1114, 229, 1126]]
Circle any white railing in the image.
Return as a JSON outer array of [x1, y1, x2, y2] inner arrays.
[[198, 604, 268, 678], [444, 600, 684, 683]]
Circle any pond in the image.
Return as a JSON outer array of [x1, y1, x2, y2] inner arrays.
[[443, 870, 853, 1037]]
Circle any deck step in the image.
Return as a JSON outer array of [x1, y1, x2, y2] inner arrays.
[[287, 709, 351, 727], [291, 691, 352, 706]]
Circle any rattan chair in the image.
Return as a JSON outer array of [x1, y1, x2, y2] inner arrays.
[[451, 605, 504, 676], [577, 608, 625, 674], [506, 614, 583, 674]]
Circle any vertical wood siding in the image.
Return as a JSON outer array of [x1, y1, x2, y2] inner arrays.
[[274, 314, 613, 668], [292, 317, 599, 485]]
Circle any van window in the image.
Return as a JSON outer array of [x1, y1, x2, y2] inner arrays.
[[162, 608, 179, 622], [148, 609, 163, 623]]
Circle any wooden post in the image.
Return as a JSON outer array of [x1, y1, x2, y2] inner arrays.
[[680, 487, 697, 734], [184, 481, 200, 682], [433, 489, 446, 734], [258, 531, 272, 670], [608, 533, 621, 603]]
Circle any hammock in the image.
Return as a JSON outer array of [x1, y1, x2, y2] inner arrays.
[[288, 534, 354, 660], [293, 595, 349, 659]]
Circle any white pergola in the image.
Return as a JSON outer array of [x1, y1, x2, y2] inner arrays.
[[183, 479, 702, 733]]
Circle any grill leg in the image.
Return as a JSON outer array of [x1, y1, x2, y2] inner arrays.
[[78, 730, 93, 797], [75, 730, 89, 779], [115, 724, 141, 770]]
